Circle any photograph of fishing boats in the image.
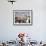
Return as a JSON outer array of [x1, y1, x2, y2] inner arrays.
[[13, 10, 32, 25]]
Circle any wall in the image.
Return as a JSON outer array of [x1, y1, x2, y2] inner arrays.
[[0, 0, 46, 42]]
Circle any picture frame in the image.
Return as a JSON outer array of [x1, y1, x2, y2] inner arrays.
[[13, 10, 33, 26]]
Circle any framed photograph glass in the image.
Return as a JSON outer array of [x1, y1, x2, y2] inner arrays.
[[13, 10, 33, 25]]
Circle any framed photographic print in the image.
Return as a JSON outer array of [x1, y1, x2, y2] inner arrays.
[[13, 10, 33, 25]]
